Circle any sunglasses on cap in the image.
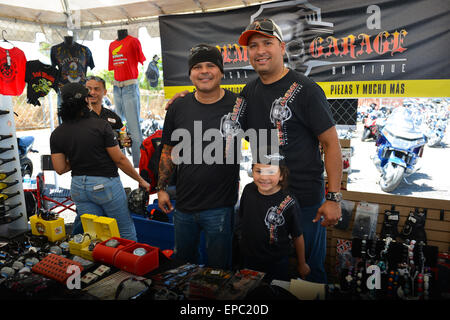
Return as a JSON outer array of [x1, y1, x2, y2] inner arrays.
[[190, 44, 215, 55], [86, 75, 106, 85], [245, 18, 278, 33]]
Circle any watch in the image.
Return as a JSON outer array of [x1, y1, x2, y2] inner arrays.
[[155, 185, 167, 192], [326, 192, 342, 202]]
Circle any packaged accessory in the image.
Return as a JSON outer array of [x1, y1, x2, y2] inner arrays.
[[380, 206, 400, 240], [400, 208, 427, 243], [352, 202, 379, 239], [334, 200, 355, 230]]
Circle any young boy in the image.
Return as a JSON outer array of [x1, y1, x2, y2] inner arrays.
[[237, 147, 310, 281]]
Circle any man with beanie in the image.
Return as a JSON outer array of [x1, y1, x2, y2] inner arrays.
[[156, 44, 243, 269]]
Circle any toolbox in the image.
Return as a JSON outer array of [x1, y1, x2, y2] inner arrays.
[[69, 214, 120, 261], [92, 237, 135, 265], [113, 242, 159, 276], [30, 214, 66, 242]]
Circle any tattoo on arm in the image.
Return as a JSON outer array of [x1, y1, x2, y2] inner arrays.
[[157, 144, 175, 189]]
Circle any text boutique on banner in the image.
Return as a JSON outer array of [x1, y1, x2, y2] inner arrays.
[[159, 0, 450, 99]]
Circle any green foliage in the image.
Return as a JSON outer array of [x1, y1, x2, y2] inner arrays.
[[38, 42, 51, 58]]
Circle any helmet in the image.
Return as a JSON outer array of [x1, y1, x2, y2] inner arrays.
[[127, 188, 149, 215]]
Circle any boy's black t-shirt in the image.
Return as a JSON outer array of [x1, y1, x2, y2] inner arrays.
[[161, 90, 241, 213], [25, 60, 60, 106], [240, 69, 335, 207], [50, 116, 119, 177], [238, 182, 303, 262]]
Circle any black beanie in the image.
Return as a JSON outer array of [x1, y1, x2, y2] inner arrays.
[[188, 44, 224, 75]]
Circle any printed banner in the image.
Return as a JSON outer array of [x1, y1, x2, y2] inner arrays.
[[159, 0, 450, 98]]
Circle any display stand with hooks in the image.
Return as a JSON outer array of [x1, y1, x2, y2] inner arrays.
[[0, 94, 29, 239]]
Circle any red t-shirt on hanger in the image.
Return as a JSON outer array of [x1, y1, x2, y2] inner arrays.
[[108, 35, 146, 82], [0, 47, 26, 96]]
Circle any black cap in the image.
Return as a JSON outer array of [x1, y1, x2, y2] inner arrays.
[[188, 44, 224, 75], [60, 83, 90, 103]]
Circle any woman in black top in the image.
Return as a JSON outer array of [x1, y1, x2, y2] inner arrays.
[[50, 83, 150, 241]]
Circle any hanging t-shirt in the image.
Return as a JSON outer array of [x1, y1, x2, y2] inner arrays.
[[25, 60, 60, 106], [50, 42, 94, 88], [108, 35, 146, 82], [0, 46, 26, 96]]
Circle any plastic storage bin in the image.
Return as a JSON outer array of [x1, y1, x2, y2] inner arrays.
[[131, 200, 206, 264], [132, 204, 175, 250]]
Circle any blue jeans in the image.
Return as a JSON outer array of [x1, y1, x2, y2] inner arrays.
[[70, 175, 137, 241], [299, 199, 327, 284], [113, 83, 143, 167], [173, 206, 234, 270]]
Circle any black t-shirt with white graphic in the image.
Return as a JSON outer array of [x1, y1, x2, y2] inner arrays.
[[50, 117, 119, 177], [50, 42, 94, 87], [240, 69, 335, 207], [25, 60, 60, 106], [161, 90, 241, 213], [238, 182, 303, 262]]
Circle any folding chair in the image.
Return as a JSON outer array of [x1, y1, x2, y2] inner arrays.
[[34, 155, 76, 214]]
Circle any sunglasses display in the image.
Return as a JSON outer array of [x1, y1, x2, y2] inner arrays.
[[0, 212, 23, 225], [0, 107, 24, 228], [0, 146, 14, 155], [0, 157, 15, 166], [0, 201, 21, 213], [0, 180, 19, 191], [0, 191, 20, 201]]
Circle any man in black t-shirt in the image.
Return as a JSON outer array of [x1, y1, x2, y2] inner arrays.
[[156, 45, 242, 269], [237, 19, 343, 284], [85, 76, 132, 149]]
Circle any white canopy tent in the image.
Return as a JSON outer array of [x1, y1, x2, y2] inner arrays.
[[0, 0, 274, 43]]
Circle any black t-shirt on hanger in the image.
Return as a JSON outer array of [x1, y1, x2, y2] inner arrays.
[[50, 41, 94, 88], [25, 60, 60, 106]]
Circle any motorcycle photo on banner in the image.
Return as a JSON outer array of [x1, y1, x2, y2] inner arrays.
[[373, 107, 427, 192]]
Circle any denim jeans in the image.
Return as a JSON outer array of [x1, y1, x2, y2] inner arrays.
[[299, 199, 327, 284], [173, 206, 234, 269], [113, 83, 143, 167], [70, 175, 137, 241]]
